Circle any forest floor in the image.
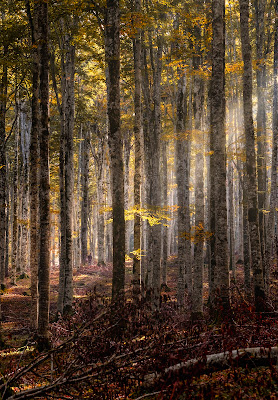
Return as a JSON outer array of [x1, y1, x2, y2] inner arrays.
[[1, 261, 278, 399]]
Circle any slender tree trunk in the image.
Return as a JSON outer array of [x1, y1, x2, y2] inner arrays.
[[105, 0, 125, 301], [254, 0, 267, 278], [240, 0, 266, 311], [63, 33, 75, 313], [132, 0, 142, 299], [38, 0, 51, 348], [124, 131, 131, 254], [26, 0, 39, 330], [161, 139, 168, 288], [192, 68, 204, 318], [0, 40, 7, 331], [58, 24, 75, 314], [20, 101, 30, 274], [12, 122, 19, 281], [142, 43, 152, 291], [228, 161, 235, 280], [265, 0, 278, 293], [58, 105, 66, 313], [4, 163, 9, 279], [0, 44, 7, 287], [150, 36, 162, 309], [176, 67, 191, 308], [243, 170, 251, 292], [211, 0, 229, 311], [80, 128, 89, 266]]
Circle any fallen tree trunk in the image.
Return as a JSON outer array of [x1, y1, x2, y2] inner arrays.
[[144, 346, 278, 386]]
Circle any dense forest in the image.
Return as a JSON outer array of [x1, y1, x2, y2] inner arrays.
[[1, 0, 278, 398]]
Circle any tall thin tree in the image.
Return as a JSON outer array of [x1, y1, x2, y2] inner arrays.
[[105, 0, 125, 301]]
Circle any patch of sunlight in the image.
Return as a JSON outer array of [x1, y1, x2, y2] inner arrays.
[[73, 294, 87, 299], [0, 346, 35, 358], [74, 274, 91, 281]]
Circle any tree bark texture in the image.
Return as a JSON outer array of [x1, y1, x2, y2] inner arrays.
[[38, 0, 51, 346], [58, 21, 75, 314], [80, 128, 89, 266], [105, 0, 126, 301], [254, 0, 267, 273], [0, 44, 7, 286], [132, 0, 142, 299], [176, 69, 191, 307], [192, 63, 204, 317], [27, 0, 40, 329], [265, 0, 278, 293], [211, 0, 229, 310], [240, 0, 266, 311]]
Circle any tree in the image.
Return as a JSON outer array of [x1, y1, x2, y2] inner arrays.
[[37, 0, 51, 347], [132, 0, 142, 300], [105, 0, 125, 301], [57, 17, 76, 315], [240, 0, 266, 312], [174, 15, 191, 307], [210, 0, 229, 311]]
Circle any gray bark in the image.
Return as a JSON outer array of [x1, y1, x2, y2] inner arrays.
[[58, 20, 75, 314], [105, 0, 125, 300], [254, 0, 267, 276], [265, 0, 278, 293], [161, 139, 168, 287], [192, 65, 204, 317], [38, 0, 51, 347], [80, 127, 89, 266], [240, 0, 266, 311], [12, 120, 19, 281], [26, 0, 39, 330], [0, 44, 7, 287], [175, 68, 191, 307], [132, 0, 142, 300], [211, 0, 229, 310]]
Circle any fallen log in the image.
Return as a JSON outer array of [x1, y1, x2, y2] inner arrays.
[[144, 346, 278, 386]]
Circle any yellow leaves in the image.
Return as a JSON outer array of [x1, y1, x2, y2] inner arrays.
[[225, 61, 244, 74], [129, 248, 145, 260], [121, 12, 148, 38], [125, 254, 132, 261], [180, 223, 213, 244], [0, 165, 5, 169], [99, 206, 112, 215]]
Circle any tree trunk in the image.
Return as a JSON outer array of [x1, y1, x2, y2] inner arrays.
[[12, 120, 19, 282], [240, 0, 266, 311], [58, 22, 75, 314], [0, 44, 7, 287], [265, 0, 278, 293], [105, 0, 125, 301], [176, 66, 191, 308], [80, 128, 89, 266], [38, 0, 51, 348], [124, 131, 131, 254], [20, 101, 30, 274], [161, 139, 168, 288], [211, 0, 229, 311], [192, 66, 204, 318], [26, 0, 39, 330], [132, 0, 142, 300], [254, 0, 267, 278]]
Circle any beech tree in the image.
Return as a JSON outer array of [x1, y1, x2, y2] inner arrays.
[[210, 0, 229, 310], [105, 0, 125, 301], [240, 0, 266, 311], [37, 0, 51, 347]]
